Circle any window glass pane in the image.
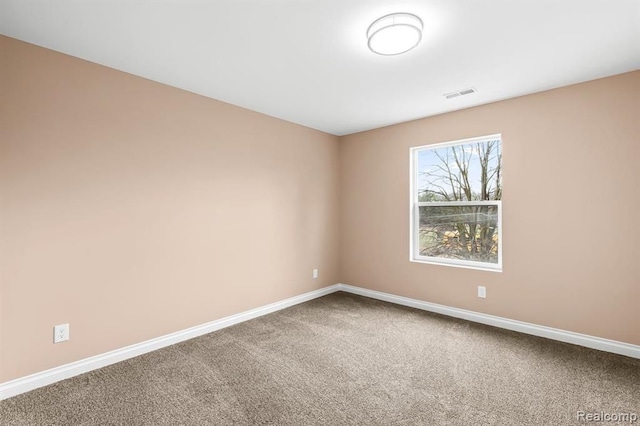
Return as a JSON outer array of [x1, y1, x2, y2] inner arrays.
[[419, 204, 499, 264], [417, 139, 502, 202]]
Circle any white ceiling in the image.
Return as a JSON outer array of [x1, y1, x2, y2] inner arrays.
[[1, 0, 639, 135]]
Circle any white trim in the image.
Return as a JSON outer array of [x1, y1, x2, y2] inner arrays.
[[409, 257, 501, 273], [409, 146, 417, 262], [415, 200, 500, 207], [337, 284, 640, 360], [2, 282, 638, 401], [410, 133, 502, 152], [0, 284, 341, 401]]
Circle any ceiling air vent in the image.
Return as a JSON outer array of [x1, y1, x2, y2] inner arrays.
[[444, 87, 476, 99]]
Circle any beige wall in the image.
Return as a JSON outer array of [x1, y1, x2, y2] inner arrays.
[[0, 36, 340, 382], [340, 71, 640, 346], [1, 35, 638, 385]]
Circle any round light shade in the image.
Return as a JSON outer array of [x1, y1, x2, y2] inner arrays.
[[367, 13, 423, 56]]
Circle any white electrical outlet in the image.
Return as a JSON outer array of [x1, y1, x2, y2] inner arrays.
[[54, 323, 70, 343], [477, 286, 487, 299], [312, 268, 319, 279]]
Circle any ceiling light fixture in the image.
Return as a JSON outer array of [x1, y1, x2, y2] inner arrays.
[[367, 13, 423, 56]]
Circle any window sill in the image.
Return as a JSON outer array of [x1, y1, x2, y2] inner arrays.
[[410, 257, 503, 273]]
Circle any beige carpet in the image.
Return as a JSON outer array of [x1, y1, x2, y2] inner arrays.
[[1, 292, 639, 425]]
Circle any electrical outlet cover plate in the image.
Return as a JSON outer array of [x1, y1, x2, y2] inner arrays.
[[478, 286, 487, 299], [54, 323, 70, 343], [312, 269, 319, 279]]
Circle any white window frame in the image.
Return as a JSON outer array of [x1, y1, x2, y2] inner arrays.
[[409, 134, 503, 272]]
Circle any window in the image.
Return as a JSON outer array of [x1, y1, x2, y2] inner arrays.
[[410, 134, 502, 271]]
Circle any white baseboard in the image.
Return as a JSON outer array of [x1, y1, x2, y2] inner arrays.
[[337, 283, 640, 360], [0, 284, 341, 401], [3, 282, 638, 401]]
